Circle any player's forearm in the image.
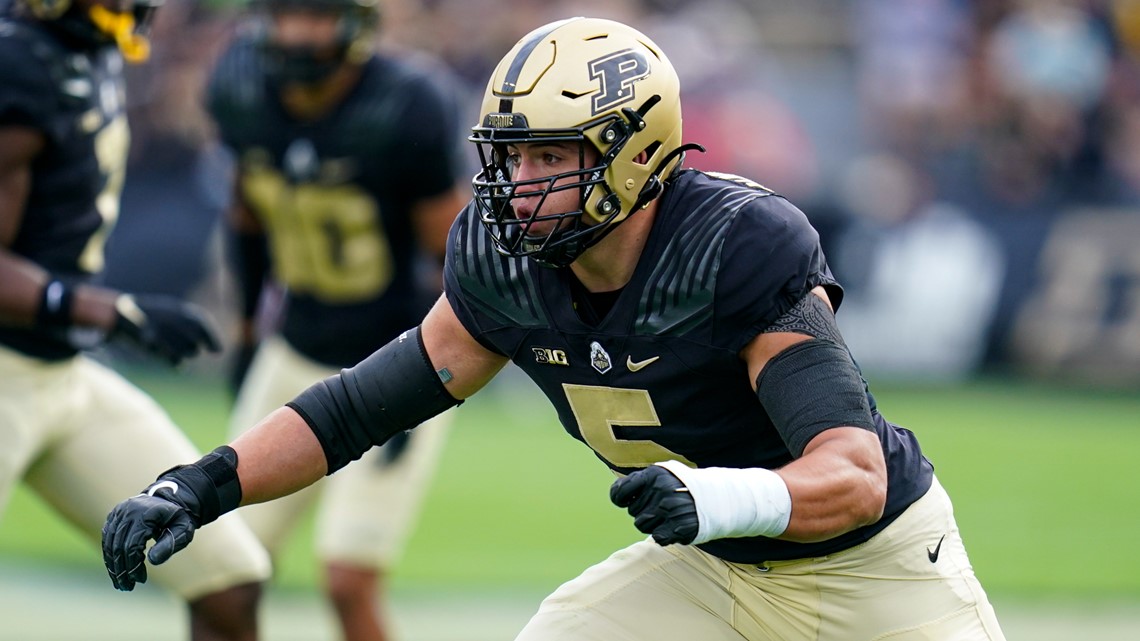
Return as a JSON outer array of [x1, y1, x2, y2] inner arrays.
[[0, 251, 45, 325], [776, 427, 887, 543], [0, 251, 118, 330], [230, 406, 328, 505]]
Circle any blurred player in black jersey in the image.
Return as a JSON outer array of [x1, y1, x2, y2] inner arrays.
[[206, 0, 467, 639], [104, 16, 1008, 640], [0, 0, 272, 639]]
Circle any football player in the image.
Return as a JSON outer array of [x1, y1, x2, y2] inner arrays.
[[0, 0, 271, 639], [206, 0, 467, 639], [103, 17, 1008, 640]]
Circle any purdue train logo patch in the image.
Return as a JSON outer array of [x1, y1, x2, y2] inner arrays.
[[589, 341, 612, 374]]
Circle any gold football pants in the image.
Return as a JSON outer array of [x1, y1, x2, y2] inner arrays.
[[0, 346, 270, 600], [517, 476, 1005, 641]]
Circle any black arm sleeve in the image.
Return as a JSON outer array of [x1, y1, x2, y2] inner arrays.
[[756, 340, 876, 458], [755, 292, 874, 457], [286, 326, 461, 474]]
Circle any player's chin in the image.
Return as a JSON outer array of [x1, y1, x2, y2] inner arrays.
[[519, 223, 558, 242], [525, 215, 574, 236]]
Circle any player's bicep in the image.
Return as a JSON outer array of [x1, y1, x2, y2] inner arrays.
[[421, 294, 509, 400], [0, 126, 45, 246]]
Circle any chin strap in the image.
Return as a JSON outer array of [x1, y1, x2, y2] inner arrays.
[[87, 5, 150, 63], [545, 141, 707, 268], [631, 142, 707, 211]]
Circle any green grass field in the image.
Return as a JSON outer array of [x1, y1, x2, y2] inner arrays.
[[2, 367, 1138, 602]]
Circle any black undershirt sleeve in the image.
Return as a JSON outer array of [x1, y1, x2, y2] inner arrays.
[[760, 292, 844, 343]]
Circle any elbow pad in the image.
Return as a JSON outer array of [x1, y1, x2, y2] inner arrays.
[[287, 327, 461, 474], [756, 339, 876, 457]]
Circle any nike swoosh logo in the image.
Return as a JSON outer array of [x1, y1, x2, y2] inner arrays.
[[927, 534, 946, 563], [626, 355, 660, 372], [146, 480, 179, 497]]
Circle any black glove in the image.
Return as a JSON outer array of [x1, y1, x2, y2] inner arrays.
[[101, 447, 242, 591], [228, 340, 258, 398], [609, 465, 699, 546], [112, 294, 221, 366]]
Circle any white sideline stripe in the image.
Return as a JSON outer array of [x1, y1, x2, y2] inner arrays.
[[0, 563, 1139, 641], [0, 563, 536, 641]]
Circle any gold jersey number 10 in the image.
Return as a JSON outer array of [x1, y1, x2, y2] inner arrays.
[[243, 166, 393, 304]]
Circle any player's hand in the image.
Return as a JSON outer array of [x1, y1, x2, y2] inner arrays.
[[112, 294, 221, 366], [101, 478, 205, 591], [610, 464, 699, 546], [102, 447, 241, 591]]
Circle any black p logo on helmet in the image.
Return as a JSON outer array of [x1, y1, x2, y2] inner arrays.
[[589, 49, 650, 115]]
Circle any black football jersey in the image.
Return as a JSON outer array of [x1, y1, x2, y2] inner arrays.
[[445, 169, 934, 564], [0, 17, 129, 360], [208, 39, 465, 366]]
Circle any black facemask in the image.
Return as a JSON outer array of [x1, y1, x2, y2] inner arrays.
[[262, 43, 344, 86]]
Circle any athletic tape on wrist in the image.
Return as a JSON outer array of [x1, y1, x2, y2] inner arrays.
[[656, 460, 791, 544]]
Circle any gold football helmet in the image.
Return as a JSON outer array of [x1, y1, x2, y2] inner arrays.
[[470, 17, 698, 267], [20, 0, 161, 63]]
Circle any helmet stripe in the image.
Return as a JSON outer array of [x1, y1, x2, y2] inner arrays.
[[499, 17, 579, 96]]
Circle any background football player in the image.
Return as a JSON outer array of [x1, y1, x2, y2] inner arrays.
[[0, 0, 271, 639], [104, 16, 1007, 641], [206, 0, 468, 639]]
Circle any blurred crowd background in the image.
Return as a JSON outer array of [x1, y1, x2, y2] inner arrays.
[[103, 0, 1140, 387]]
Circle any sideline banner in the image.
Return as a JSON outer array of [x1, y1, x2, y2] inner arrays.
[[1006, 208, 1140, 385]]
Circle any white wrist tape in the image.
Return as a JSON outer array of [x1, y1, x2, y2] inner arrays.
[[656, 460, 792, 544]]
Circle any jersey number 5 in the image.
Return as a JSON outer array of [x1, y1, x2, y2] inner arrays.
[[563, 383, 694, 469]]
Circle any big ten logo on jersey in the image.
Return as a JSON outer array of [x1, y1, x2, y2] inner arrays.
[[533, 347, 569, 366], [1011, 208, 1140, 383]]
